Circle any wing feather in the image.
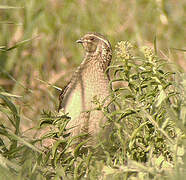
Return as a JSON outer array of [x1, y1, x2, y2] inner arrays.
[[58, 81, 71, 112]]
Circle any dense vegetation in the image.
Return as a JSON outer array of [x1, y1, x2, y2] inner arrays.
[[0, 0, 185, 179]]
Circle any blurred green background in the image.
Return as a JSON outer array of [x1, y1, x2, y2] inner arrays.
[[0, 0, 185, 132]]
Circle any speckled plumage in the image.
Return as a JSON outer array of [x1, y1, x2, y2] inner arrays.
[[58, 33, 112, 143]]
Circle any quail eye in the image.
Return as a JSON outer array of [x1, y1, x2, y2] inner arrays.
[[90, 37, 95, 41]]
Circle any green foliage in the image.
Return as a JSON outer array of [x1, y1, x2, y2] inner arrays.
[[0, 0, 186, 179], [106, 41, 185, 178], [1, 42, 185, 179]]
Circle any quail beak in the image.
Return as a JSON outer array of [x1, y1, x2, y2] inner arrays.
[[76, 39, 84, 43]]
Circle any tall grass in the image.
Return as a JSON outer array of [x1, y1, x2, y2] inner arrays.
[[0, 0, 185, 179], [0, 40, 185, 179]]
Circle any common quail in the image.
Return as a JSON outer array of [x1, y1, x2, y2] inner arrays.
[[58, 33, 112, 143]]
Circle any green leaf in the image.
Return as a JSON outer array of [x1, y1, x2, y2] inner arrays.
[[6, 36, 38, 51], [0, 94, 20, 134], [52, 140, 66, 159], [0, 5, 23, 9], [0, 92, 22, 98], [7, 130, 42, 154], [155, 155, 164, 167], [155, 89, 167, 107]]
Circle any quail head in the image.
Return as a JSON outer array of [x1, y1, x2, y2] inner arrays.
[[59, 32, 113, 144]]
